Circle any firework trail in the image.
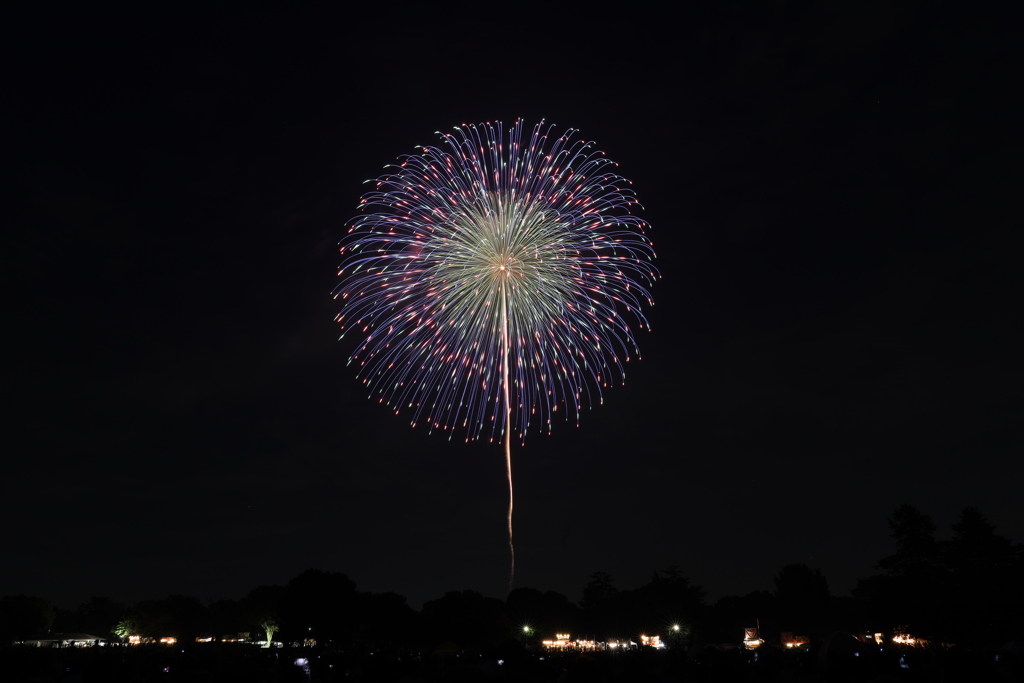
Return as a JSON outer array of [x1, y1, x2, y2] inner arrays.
[[335, 119, 657, 589]]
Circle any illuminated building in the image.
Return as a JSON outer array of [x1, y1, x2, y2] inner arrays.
[[639, 634, 665, 649], [781, 632, 809, 648], [541, 634, 573, 650], [743, 627, 763, 650], [17, 633, 108, 648], [540, 634, 601, 651]]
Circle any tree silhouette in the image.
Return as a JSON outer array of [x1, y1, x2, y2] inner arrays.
[[945, 506, 1015, 577], [421, 590, 512, 649], [354, 591, 419, 647], [580, 571, 617, 612], [580, 571, 620, 639], [506, 587, 581, 640], [856, 504, 1024, 643], [876, 505, 945, 632], [941, 506, 1024, 644], [627, 567, 705, 638], [243, 584, 285, 641], [773, 564, 830, 636], [208, 598, 243, 639], [0, 595, 56, 644], [71, 596, 125, 638], [877, 504, 941, 579], [133, 595, 207, 642], [710, 590, 776, 645], [506, 587, 544, 632], [282, 568, 356, 643]]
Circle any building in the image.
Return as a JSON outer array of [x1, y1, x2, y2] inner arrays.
[[18, 633, 107, 648]]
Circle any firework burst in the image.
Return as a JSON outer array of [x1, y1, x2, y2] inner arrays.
[[335, 119, 657, 587]]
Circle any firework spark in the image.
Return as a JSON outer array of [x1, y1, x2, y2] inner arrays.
[[335, 119, 657, 588]]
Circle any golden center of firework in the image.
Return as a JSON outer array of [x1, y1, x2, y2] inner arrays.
[[487, 251, 521, 280]]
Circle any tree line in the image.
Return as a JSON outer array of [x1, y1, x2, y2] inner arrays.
[[2, 505, 1021, 650]]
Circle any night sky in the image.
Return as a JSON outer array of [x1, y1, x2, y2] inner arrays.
[[5, 4, 1020, 612]]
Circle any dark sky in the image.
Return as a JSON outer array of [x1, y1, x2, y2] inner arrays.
[[5, 4, 1021, 612]]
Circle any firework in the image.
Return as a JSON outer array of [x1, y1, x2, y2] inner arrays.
[[335, 119, 657, 586]]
